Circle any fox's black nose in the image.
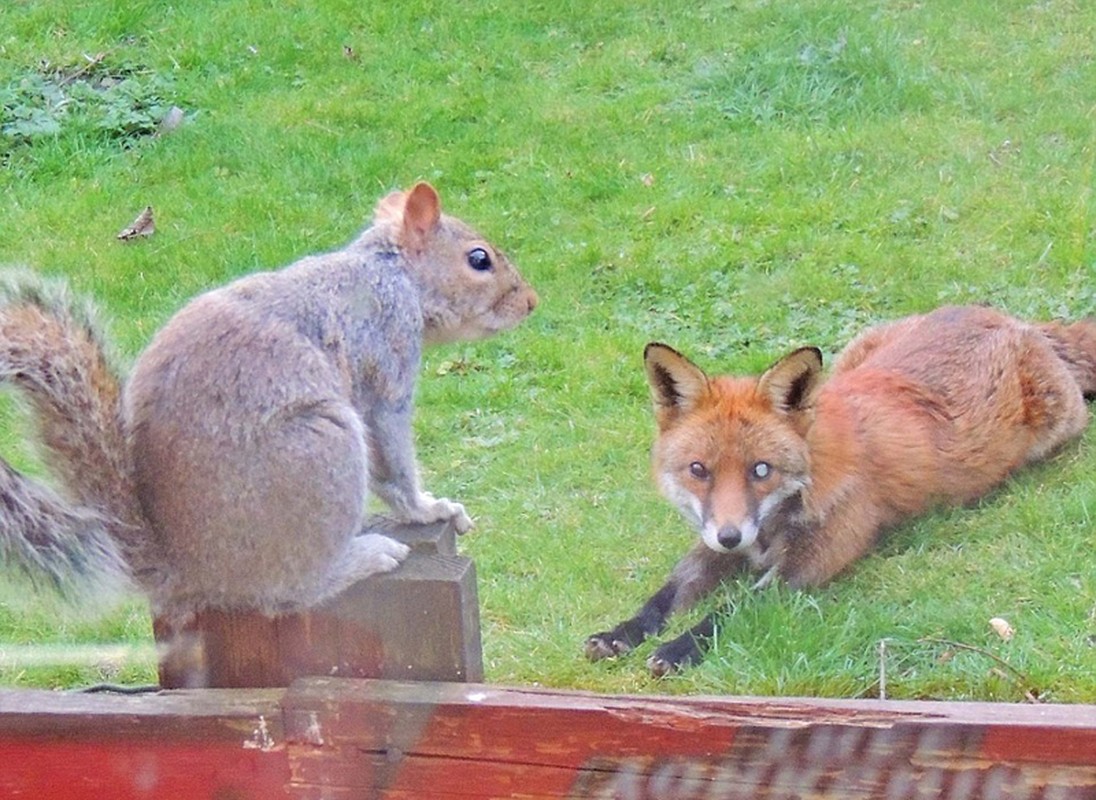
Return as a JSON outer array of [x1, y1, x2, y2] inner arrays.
[[717, 526, 742, 550]]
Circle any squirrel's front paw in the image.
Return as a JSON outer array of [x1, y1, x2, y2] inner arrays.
[[403, 493, 474, 534], [439, 498, 474, 534]]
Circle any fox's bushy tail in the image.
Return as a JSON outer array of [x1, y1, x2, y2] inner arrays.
[[0, 272, 149, 593], [1038, 318, 1096, 399]]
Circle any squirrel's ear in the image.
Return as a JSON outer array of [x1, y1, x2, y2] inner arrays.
[[399, 182, 442, 254], [373, 189, 408, 226], [758, 346, 823, 413], [371, 182, 442, 246], [644, 342, 709, 428]]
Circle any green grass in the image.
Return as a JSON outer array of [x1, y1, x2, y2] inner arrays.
[[1, 0, 1094, 701]]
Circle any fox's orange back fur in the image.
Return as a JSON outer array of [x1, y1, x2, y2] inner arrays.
[[648, 305, 1096, 589]]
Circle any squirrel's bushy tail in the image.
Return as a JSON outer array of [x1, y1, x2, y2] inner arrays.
[[0, 461, 126, 593], [0, 272, 149, 593], [1038, 318, 1096, 399]]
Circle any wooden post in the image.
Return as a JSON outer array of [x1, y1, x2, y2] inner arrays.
[[153, 518, 483, 689]]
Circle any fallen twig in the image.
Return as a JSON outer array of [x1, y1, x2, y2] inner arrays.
[[919, 636, 1041, 702]]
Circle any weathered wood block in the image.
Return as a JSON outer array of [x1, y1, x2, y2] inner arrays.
[[153, 517, 483, 689]]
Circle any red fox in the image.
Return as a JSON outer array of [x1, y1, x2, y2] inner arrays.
[[586, 305, 1096, 676]]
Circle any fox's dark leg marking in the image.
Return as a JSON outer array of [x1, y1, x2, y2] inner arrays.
[[585, 541, 743, 665], [646, 612, 717, 677], [584, 580, 678, 661]]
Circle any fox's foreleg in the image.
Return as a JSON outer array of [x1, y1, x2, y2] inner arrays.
[[585, 542, 745, 674]]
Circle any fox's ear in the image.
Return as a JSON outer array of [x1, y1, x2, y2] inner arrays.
[[644, 343, 709, 424], [758, 346, 823, 413], [373, 182, 441, 254]]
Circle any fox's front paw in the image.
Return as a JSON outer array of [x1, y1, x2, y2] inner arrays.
[[584, 633, 632, 661], [646, 632, 705, 677], [584, 620, 648, 662]]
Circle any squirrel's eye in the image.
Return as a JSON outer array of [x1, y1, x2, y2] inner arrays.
[[751, 461, 772, 480], [689, 461, 710, 480], [467, 247, 493, 272]]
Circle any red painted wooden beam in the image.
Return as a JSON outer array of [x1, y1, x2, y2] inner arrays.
[[3, 678, 1096, 798], [0, 687, 289, 799], [281, 679, 1096, 799]]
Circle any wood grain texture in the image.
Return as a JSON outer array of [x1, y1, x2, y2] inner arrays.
[[2, 679, 1096, 798], [154, 518, 482, 688]]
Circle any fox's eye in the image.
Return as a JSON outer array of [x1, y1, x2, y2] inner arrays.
[[689, 461, 710, 480], [751, 461, 772, 480], [467, 247, 493, 272]]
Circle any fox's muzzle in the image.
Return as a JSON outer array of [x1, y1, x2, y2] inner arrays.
[[717, 525, 743, 550], [700, 517, 759, 554]]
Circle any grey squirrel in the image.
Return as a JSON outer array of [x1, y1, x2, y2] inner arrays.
[[0, 182, 537, 620]]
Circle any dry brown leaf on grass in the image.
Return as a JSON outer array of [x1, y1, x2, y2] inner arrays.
[[117, 206, 155, 241], [989, 617, 1015, 641]]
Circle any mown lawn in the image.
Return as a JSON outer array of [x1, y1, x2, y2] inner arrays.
[[1, 0, 1094, 701]]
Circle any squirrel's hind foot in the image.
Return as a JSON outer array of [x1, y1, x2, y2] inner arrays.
[[349, 533, 410, 574]]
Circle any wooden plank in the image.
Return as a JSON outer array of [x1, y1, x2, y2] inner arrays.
[[154, 518, 483, 688], [0, 687, 290, 800], [282, 678, 1096, 799], [2, 679, 1096, 798]]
